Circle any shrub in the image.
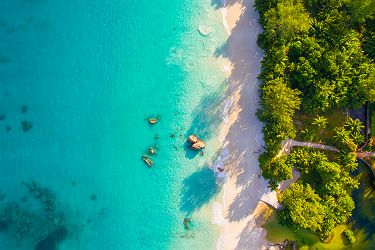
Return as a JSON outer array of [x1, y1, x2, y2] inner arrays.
[[343, 229, 356, 244]]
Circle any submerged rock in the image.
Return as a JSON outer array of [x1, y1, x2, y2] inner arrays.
[[0, 220, 9, 231], [0, 113, 5, 121], [90, 194, 97, 201], [21, 121, 33, 132], [149, 147, 156, 155], [53, 216, 63, 227], [5, 125, 11, 132], [21, 105, 28, 113], [183, 217, 192, 230], [142, 155, 153, 167], [34, 227, 68, 250]]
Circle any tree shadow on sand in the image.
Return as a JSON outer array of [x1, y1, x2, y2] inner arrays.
[[226, 175, 268, 222], [180, 168, 220, 215]]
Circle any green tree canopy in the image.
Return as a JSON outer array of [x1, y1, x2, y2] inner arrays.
[[258, 78, 301, 138], [280, 183, 325, 233], [263, 0, 312, 42]]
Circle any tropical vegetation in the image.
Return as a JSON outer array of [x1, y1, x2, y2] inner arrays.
[[255, 0, 375, 242]]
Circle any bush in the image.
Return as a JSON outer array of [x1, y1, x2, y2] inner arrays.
[[343, 229, 356, 244]]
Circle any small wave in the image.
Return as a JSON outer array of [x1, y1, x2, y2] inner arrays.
[[212, 202, 227, 226], [220, 8, 230, 35], [216, 235, 224, 250], [198, 25, 213, 37]]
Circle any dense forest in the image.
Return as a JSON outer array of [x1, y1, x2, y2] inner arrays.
[[255, 0, 375, 242]]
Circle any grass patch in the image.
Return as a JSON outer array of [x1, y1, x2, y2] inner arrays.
[[293, 109, 347, 146], [264, 211, 348, 250], [263, 209, 374, 250]]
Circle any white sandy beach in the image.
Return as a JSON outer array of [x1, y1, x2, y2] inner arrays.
[[214, 0, 273, 249]]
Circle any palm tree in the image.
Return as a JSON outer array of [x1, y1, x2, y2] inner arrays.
[[312, 115, 328, 129], [344, 118, 364, 144]]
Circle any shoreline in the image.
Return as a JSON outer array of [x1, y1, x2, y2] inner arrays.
[[213, 0, 271, 249]]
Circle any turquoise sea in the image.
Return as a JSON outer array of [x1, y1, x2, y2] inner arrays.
[[0, 0, 228, 249]]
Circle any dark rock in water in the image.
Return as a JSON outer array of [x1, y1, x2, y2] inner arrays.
[[5, 125, 11, 132], [21, 105, 28, 113], [0, 220, 9, 231], [142, 155, 153, 167], [148, 147, 156, 155], [35, 227, 68, 250], [21, 121, 33, 132], [90, 194, 97, 201], [21, 195, 28, 202], [0, 113, 5, 121], [183, 217, 192, 230], [43, 199, 56, 211], [23, 181, 37, 192]]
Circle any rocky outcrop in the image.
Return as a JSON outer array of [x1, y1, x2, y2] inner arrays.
[[191, 140, 206, 150], [142, 155, 153, 167], [187, 135, 198, 144], [187, 135, 206, 150], [21, 121, 33, 132], [149, 147, 156, 155]]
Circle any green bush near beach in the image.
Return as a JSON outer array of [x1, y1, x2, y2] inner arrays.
[[343, 229, 356, 245], [255, 0, 375, 243], [265, 162, 375, 249], [278, 148, 358, 240]]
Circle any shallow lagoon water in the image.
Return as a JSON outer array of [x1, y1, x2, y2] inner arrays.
[[0, 0, 228, 249]]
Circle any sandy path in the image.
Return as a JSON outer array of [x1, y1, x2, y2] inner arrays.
[[214, 0, 272, 249]]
